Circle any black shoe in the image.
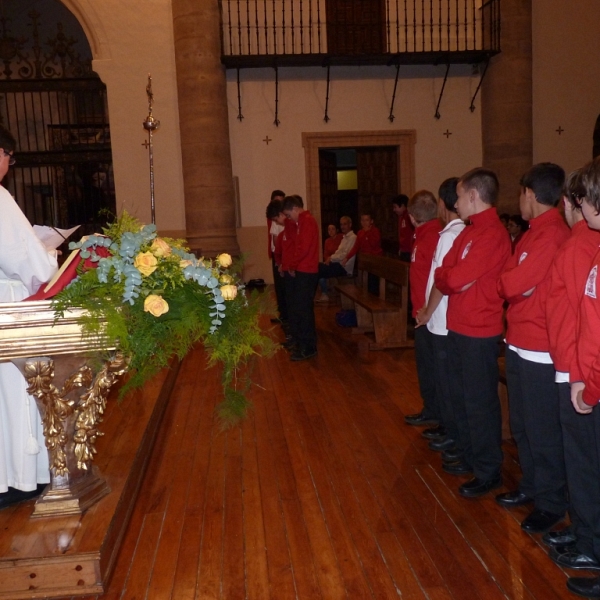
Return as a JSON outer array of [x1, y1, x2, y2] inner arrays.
[[404, 412, 438, 427], [428, 438, 456, 452], [441, 447, 464, 462], [543, 527, 577, 548], [442, 460, 473, 476], [422, 425, 446, 440], [550, 547, 600, 571], [495, 490, 534, 508], [567, 576, 600, 598], [0, 484, 46, 510], [521, 508, 564, 534], [290, 348, 317, 362], [459, 476, 502, 498]]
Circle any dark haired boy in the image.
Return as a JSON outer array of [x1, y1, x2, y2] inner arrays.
[[543, 169, 600, 573], [497, 163, 570, 533], [266, 197, 288, 327], [403, 190, 441, 429], [567, 157, 600, 599], [416, 178, 465, 455], [434, 168, 511, 497], [393, 194, 414, 261], [281, 195, 319, 361]]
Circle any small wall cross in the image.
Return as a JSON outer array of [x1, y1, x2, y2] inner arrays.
[[556, 126, 564, 135], [263, 136, 272, 145], [443, 130, 452, 138]]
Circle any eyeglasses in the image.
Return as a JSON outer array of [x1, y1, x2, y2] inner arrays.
[[2, 150, 15, 166]]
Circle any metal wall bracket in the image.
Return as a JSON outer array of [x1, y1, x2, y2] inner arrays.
[[434, 63, 450, 120], [274, 65, 280, 126], [388, 62, 400, 123], [236, 68, 244, 121], [469, 59, 490, 113], [324, 64, 331, 123]]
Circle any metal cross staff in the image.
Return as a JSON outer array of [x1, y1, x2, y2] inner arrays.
[[143, 73, 160, 224]]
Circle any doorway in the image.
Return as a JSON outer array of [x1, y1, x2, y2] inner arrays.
[[303, 130, 416, 255]]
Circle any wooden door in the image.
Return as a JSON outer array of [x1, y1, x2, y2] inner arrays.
[[326, 0, 386, 55], [356, 146, 398, 242], [319, 150, 339, 243]]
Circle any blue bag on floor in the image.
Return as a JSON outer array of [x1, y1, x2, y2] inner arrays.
[[335, 309, 357, 327]]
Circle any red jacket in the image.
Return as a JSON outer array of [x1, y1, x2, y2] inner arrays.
[[547, 220, 600, 378], [277, 219, 296, 271], [410, 219, 440, 318], [499, 208, 569, 352], [324, 233, 343, 261], [288, 210, 319, 274], [267, 217, 273, 259], [345, 226, 383, 262], [578, 245, 600, 405], [435, 207, 510, 338], [398, 211, 414, 254]]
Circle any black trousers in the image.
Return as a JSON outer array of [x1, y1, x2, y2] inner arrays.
[[448, 331, 503, 481], [271, 257, 288, 322], [559, 382, 600, 556], [431, 333, 458, 442], [414, 326, 439, 421], [506, 349, 567, 515], [285, 271, 319, 353]]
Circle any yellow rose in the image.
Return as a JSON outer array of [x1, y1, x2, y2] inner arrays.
[[151, 238, 171, 257], [134, 251, 158, 276], [220, 274, 233, 284], [144, 294, 169, 317], [216, 253, 232, 268], [180, 259, 193, 269], [220, 284, 238, 300]]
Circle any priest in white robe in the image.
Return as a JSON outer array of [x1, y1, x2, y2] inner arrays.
[[0, 125, 58, 508]]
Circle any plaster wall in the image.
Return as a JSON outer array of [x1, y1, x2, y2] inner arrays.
[[532, 0, 600, 174], [60, 0, 186, 236], [228, 65, 483, 281]]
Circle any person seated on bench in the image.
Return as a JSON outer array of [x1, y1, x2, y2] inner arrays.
[[342, 213, 383, 296], [315, 215, 356, 303], [324, 223, 343, 262]]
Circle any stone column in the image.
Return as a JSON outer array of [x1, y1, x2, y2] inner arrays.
[[172, 0, 240, 256], [481, 0, 532, 214]]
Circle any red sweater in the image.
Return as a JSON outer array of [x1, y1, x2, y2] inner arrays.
[[267, 217, 273, 259], [578, 245, 600, 405], [324, 233, 343, 261], [547, 220, 600, 378], [499, 208, 569, 352], [345, 226, 383, 262], [288, 210, 319, 273], [435, 207, 510, 337], [410, 219, 440, 318], [398, 211, 414, 254]]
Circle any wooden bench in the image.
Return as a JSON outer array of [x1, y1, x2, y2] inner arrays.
[[335, 253, 413, 350]]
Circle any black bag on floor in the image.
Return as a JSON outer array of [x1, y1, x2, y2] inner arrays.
[[335, 309, 357, 327]]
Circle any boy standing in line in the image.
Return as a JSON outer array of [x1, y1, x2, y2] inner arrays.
[[566, 157, 600, 599], [403, 191, 441, 430], [393, 194, 414, 261], [544, 169, 600, 573], [415, 178, 465, 456], [434, 168, 511, 497], [496, 163, 570, 532], [281, 195, 319, 361], [266, 195, 287, 326]]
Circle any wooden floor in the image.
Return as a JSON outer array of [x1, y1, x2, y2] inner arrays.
[[70, 302, 576, 600]]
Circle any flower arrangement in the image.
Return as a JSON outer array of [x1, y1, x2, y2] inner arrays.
[[52, 213, 274, 422]]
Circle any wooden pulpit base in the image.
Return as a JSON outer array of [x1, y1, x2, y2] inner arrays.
[[0, 358, 181, 599]]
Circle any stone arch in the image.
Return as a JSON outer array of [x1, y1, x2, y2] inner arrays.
[[54, 0, 111, 61]]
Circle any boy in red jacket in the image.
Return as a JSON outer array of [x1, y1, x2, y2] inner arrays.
[[497, 163, 569, 533], [403, 191, 442, 429], [281, 195, 319, 361], [567, 157, 600, 599], [343, 213, 383, 295], [544, 169, 600, 575], [434, 168, 511, 498]]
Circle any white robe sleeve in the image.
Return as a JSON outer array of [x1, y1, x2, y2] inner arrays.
[[0, 186, 57, 296]]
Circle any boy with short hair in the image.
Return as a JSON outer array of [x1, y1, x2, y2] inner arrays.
[[266, 197, 287, 326], [392, 194, 414, 261], [566, 157, 600, 599], [281, 195, 319, 361], [434, 168, 511, 498], [343, 213, 383, 295], [496, 163, 570, 532], [416, 177, 465, 455], [403, 191, 441, 429], [543, 169, 600, 574]]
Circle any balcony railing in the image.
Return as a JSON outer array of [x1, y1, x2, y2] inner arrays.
[[220, 0, 500, 68]]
